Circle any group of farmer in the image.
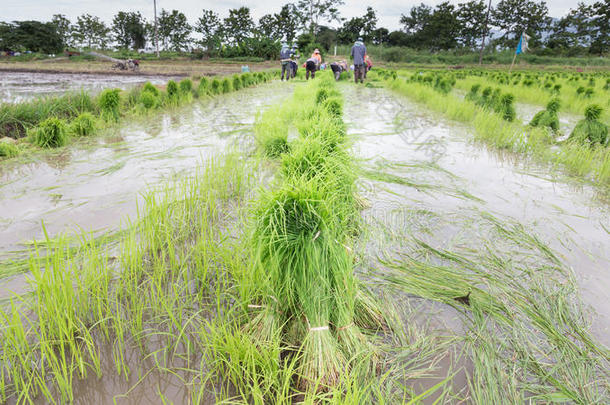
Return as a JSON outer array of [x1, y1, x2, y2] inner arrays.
[[280, 37, 372, 84]]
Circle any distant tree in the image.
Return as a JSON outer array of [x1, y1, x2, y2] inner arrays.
[[361, 7, 378, 42], [72, 14, 110, 49], [457, 0, 489, 48], [51, 14, 72, 48], [401, 2, 462, 50], [158, 9, 191, 51], [277, 4, 302, 42], [372, 27, 390, 45], [258, 14, 279, 39], [400, 3, 432, 35], [388, 30, 410, 47], [547, 3, 593, 53], [492, 0, 551, 48], [196, 9, 223, 55], [316, 26, 337, 50], [337, 17, 364, 44], [0, 21, 63, 53], [224, 7, 254, 45], [112, 11, 146, 50], [296, 0, 344, 35], [590, 0, 610, 55]]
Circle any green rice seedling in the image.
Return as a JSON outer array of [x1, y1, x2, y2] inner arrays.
[[0, 141, 19, 158], [316, 88, 329, 104], [465, 84, 481, 102], [166, 80, 179, 100], [221, 78, 232, 94], [139, 91, 158, 109], [142, 82, 160, 97], [198, 76, 209, 95], [232, 75, 242, 91], [69, 112, 96, 136], [99, 88, 121, 121], [29, 117, 67, 148], [178, 78, 193, 94], [569, 105, 609, 146], [529, 98, 561, 133], [495, 93, 516, 122], [209, 78, 221, 95], [323, 97, 343, 118]]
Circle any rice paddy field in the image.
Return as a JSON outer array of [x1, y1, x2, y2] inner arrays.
[[0, 66, 609, 404]]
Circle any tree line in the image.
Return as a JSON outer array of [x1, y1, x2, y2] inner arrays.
[[0, 0, 608, 58]]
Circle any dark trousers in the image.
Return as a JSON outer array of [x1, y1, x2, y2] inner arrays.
[[306, 61, 316, 80], [281, 62, 290, 81], [354, 64, 364, 83]]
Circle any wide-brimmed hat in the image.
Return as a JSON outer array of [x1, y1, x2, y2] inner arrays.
[[314, 49, 320, 54]]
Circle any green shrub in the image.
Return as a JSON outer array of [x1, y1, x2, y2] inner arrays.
[[569, 105, 608, 146], [70, 112, 96, 136], [0, 142, 19, 158], [99, 89, 121, 121], [30, 117, 67, 148]]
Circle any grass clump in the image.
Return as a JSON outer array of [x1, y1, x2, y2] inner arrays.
[[166, 80, 179, 100], [569, 104, 609, 146], [198, 76, 209, 95], [69, 112, 96, 136], [29, 117, 68, 148], [232, 75, 242, 91], [530, 98, 561, 132], [0, 141, 19, 158], [98, 89, 121, 122], [221, 78, 232, 94], [178, 78, 193, 95], [322, 97, 343, 118], [209, 78, 221, 95]]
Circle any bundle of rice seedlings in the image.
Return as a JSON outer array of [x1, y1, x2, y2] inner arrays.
[[232, 75, 242, 91], [209, 78, 221, 95], [315, 88, 329, 104], [178, 78, 193, 94], [142, 82, 160, 97], [139, 91, 158, 109], [495, 93, 516, 122], [465, 84, 481, 102], [323, 97, 343, 118], [569, 105, 609, 146], [221, 78, 232, 94], [198, 76, 209, 94], [29, 117, 67, 148], [166, 80, 179, 100], [98, 89, 121, 121], [0, 141, 19, 158], [69, 112, 96, 136], [529, 98, 560, 132]]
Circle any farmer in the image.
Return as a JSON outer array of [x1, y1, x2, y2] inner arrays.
[[330, 60, 348, 81], [305, 56, 318, 80], [364, 54, 372, 78], [351, 37, 367, 84], [311, 48, 322, 68], [280, 42, 293, 81], [290, 46, 300, 78]]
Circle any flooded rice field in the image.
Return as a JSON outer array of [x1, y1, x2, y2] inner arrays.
[[344, 84, 610, 345], [0, 76, 608, 403], [0, 71, 182, 103], [0, 82, 292, 281]]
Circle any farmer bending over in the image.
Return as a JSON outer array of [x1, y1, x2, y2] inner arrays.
[[330, 60, 348, 81]]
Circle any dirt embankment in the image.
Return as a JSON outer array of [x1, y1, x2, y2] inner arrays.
[[0, 59, 278, 77]]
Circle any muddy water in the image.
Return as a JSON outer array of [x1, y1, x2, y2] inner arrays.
[[0, 82, 292, 270], [0, 72, 181, 103], [342, 84, 610, 343]]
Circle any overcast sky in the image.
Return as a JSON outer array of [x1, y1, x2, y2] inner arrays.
[[2, 1, 599, 31]]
